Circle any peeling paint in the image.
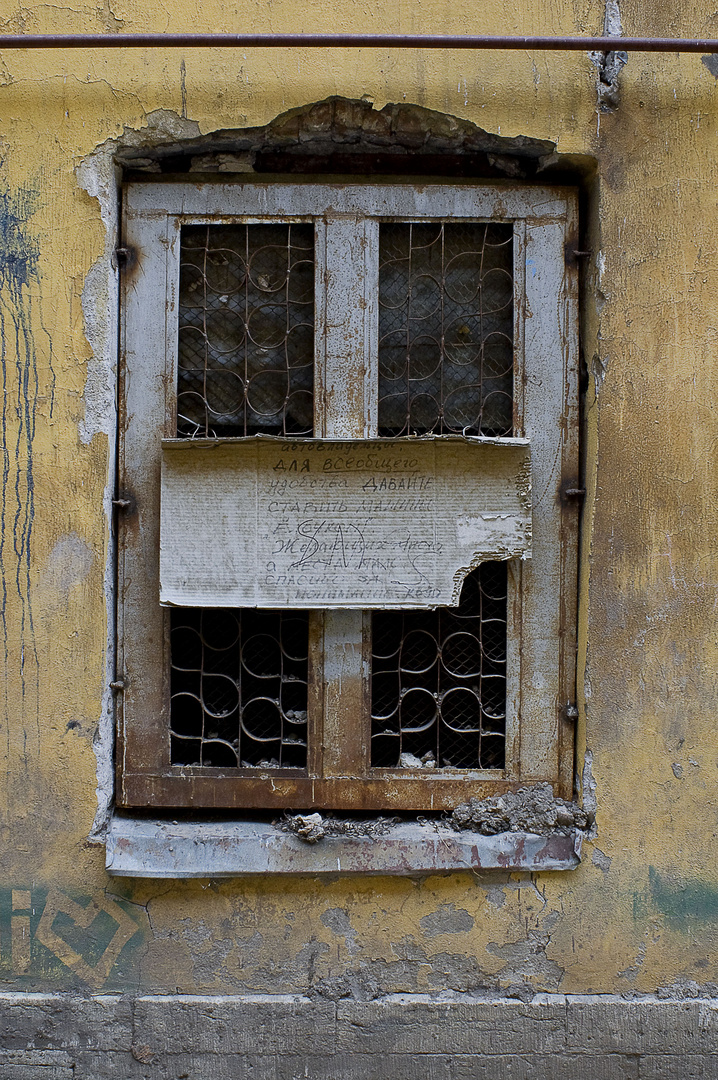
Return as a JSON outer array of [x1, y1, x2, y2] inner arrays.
[[591, 847, 612, 873], [486, 920, 564, 993], [419, 903, 475, 938], [581, 749, 598, 836], [43, 533, 94, 599], [320, 908, 359, 954]]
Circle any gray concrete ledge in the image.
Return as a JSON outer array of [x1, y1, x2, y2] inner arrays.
[[0, 993, 717, 1079], [106, 816, 582, 877]]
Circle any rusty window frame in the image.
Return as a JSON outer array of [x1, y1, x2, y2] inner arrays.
[[117, 181, 579, 812]]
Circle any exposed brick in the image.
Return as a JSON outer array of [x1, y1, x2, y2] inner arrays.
[[298, 100, 335, 138], [266, 111, 302, 141], [359, 108, 393, 143], [389, 105, 430, 148], [332, 98, 372, 141], [424, 110, 464, 143]]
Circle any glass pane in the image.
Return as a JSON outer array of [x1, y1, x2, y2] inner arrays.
[[177, 223, 314, 437], [170, 608, 309, 770], [378, 222, 513, 437], [370, 563, 507, 769]]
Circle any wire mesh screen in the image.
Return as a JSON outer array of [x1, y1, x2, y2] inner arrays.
[[170, 608, 309, 769], [177, 223, 314, 437], [378, 222, 514, 437], [370, 563, 507, 769]]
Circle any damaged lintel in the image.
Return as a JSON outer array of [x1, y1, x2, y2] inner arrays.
[[106, 817, 581, 877]]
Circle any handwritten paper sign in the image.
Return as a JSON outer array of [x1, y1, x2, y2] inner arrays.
[[160, 436, 531, 609]]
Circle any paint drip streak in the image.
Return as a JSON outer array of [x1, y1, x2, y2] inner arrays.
[[0, 182, 53, 757]]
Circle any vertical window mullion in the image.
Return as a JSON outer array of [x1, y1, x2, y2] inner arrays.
[[503, 219, 527, 779], [117, 209, 180, 803], [314, 215, 379, 780]]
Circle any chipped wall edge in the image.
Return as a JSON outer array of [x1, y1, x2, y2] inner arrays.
[[77, 112, 205, 840]]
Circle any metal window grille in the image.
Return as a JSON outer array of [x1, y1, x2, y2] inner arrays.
[[172, 219, 512, 774], [172, 223, 313, 772], [177, 223, 315, 437], [170, 608, 309, 769], [370, 562, 508, 769], [378, 222, 513, 437], [120, 181, 578, 811]]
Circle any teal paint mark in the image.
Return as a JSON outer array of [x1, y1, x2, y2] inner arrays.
[[632, 890, 648, 923], [649, 866, 718, 930]]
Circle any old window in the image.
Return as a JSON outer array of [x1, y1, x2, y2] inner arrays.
[[117, 181, 578, 813]]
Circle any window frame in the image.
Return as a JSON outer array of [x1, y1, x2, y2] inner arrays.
[[117, 179, 579, 812]]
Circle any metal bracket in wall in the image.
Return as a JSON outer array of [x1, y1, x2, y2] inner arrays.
[[112, 492, 136, 514], [561, 483, 586, 503], [112, 246, 137, 271]]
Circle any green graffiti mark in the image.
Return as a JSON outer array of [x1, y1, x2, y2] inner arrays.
[[649, 866, 718, 930], [0, 886, 145, 989]]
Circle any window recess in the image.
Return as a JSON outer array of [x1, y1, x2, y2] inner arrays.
[[117, 181, 579, 812]]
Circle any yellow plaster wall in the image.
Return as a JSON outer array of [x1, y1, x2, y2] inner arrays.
[[0, 0, 716, 995]]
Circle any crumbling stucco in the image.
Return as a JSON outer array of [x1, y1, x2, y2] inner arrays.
[[581, 749, 599, 837], [450, 783, 591, 836], [280, 784, 590, 845], [279, 812, 399, 843], [589, 0, 628, 112], [419, 903, 475, 938], [77, 110, 214, 839], [587, 0, 626, 111]]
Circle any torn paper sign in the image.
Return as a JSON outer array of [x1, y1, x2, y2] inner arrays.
[[159, 436, 531, 609]]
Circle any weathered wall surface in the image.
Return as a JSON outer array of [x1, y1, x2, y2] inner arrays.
[[0, 0, 717, 1070]]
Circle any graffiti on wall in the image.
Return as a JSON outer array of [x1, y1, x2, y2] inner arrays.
[[0, 887, 144, 989]]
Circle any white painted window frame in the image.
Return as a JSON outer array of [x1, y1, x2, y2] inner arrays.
[[117, 180, 579, 809]]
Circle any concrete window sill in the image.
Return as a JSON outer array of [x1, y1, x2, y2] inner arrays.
[[105, 817, 582, 877]]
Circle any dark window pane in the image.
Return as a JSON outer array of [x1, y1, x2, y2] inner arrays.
[[370, 563, 507, 769], [170, 608, 308, 769], [378, 222, 513, 437], [178, 223, 314, 437]]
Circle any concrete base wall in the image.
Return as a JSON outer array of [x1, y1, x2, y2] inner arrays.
[[1, 992, 716, 1078]]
